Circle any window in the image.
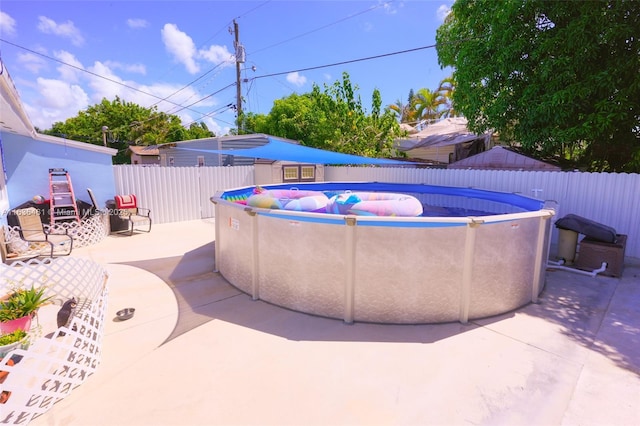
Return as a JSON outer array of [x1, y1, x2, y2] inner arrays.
[[282, 165, 316, 182], [169, 156, 175, 166], [300, 165, 315, 181], [283, 166, 299, 181], [197, 156, 205, 167]]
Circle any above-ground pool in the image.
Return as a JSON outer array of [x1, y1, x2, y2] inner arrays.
[[211, 182, 556, 324]]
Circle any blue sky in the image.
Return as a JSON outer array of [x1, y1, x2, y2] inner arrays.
[[0, 0, 453, 135]]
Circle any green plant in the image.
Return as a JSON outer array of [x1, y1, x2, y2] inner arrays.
[[0, 286, 52, 321], [0, 329, 27, 346]]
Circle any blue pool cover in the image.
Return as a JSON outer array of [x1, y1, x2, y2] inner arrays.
[[176, 137, 416, 165]]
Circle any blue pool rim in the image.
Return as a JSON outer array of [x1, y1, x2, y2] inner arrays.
[[220, 181, 545, 212]]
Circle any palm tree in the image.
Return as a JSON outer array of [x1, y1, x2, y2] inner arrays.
[[389, 99, 408, 123], [437, 76, 458, 118], [389, 89, 419, 124], [412, 88, 446, 125]]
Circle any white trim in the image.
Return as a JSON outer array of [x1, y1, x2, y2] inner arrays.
[[35, 133, 118, 156], [1, 65, 116, 156]]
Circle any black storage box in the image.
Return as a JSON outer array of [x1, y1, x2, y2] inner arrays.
[[555, 214, 617, 244]]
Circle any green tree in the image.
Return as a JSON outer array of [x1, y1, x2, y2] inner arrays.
[[436, 0, 640, 172], [44, 97, 214, 164], [185, 122, 215, 140], [245, 72, 403, 158], [411, 88, 447, 125], [390, 79, 456, 126], [389, 89, 418, 124]]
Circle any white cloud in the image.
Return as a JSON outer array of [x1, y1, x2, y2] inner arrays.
[[17, 52, 47, 73], [127, 18, 148, 29], [84, 61, 215, 118], [17, 46, 214, 130], [37, 16, 84, 46], [86, 61, 128, 103], [286, 72, 307, 87], [382, 1, 399, 15], [104, 61, 147, 75], [203, 117, 227, 136], [53, 50, 84, 83], [161, 23, 199, 74], [25, 77, 90, 128], [0, 11, 17, 37], [198, 45, 234, 66], [437, 5, 452, 22]]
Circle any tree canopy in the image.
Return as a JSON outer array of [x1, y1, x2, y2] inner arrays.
[[44, 97, 214, 164], [388, 77, 458, 127], [436, 0, 640, 172], [242, 72, 403, 158]]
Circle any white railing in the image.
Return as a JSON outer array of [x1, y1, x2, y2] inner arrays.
[[3, 213, 109, 260], [113, 165, 640, 259], [0, 257, 108, 423]]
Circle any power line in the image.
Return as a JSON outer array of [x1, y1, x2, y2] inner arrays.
[[251, 35, 483, 82], [249, 0, 395, 56], [252, 43, 440, 80], [0, 38, 212, 115], [149, 60, 232, 110]]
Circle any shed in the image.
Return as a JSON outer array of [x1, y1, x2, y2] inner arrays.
[[447, 146, 561, 171], [395, 117, 492, 164], [254, 159, 325, 185], [128, 145, 160, 165], [158, 134, 299, 167]]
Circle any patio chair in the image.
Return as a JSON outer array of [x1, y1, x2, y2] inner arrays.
[[114, 194, 152, 236], [15, 207, 73, 257]]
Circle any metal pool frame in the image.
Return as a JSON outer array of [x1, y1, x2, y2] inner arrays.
[[211, 182, 556, 324]]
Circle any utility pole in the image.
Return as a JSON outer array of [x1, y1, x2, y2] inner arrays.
[[233, 20, 242, 125]]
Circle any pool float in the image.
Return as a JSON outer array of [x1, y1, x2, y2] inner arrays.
[[326, 192, 423, 217], [247, 188, 329, 212]]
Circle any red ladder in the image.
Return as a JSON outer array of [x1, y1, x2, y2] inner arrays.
[[49, 168, 80, 225]]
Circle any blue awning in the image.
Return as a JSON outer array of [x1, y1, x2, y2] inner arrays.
[[175, 137, 415, 165]]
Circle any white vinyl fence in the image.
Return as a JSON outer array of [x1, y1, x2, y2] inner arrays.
[[113, 165, 254, 223], [113, 165, 640, 259]]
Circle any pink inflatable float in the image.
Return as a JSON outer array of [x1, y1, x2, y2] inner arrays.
[[247, 188, 329, 212], [326, 192, 423, 216]]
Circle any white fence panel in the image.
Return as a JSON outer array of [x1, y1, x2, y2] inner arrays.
[[326, 167, 640, 259], [112, 165, 639, 258], [113, 165, 254, 224]]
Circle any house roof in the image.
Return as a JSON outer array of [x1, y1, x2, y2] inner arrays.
[[0, 62, 117, 156], [128, 145, 160, 156], [447, 146, 561, 171], [396, 117, 491, 151], [1, 65, 36, 137], [399, 123, 418, 134]]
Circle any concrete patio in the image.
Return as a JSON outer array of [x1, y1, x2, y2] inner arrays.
[[30, 219, 639, 426]]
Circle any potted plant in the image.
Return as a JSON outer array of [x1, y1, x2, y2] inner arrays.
[[0, 286, 52, 334], [0, 329, 28, 358]]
